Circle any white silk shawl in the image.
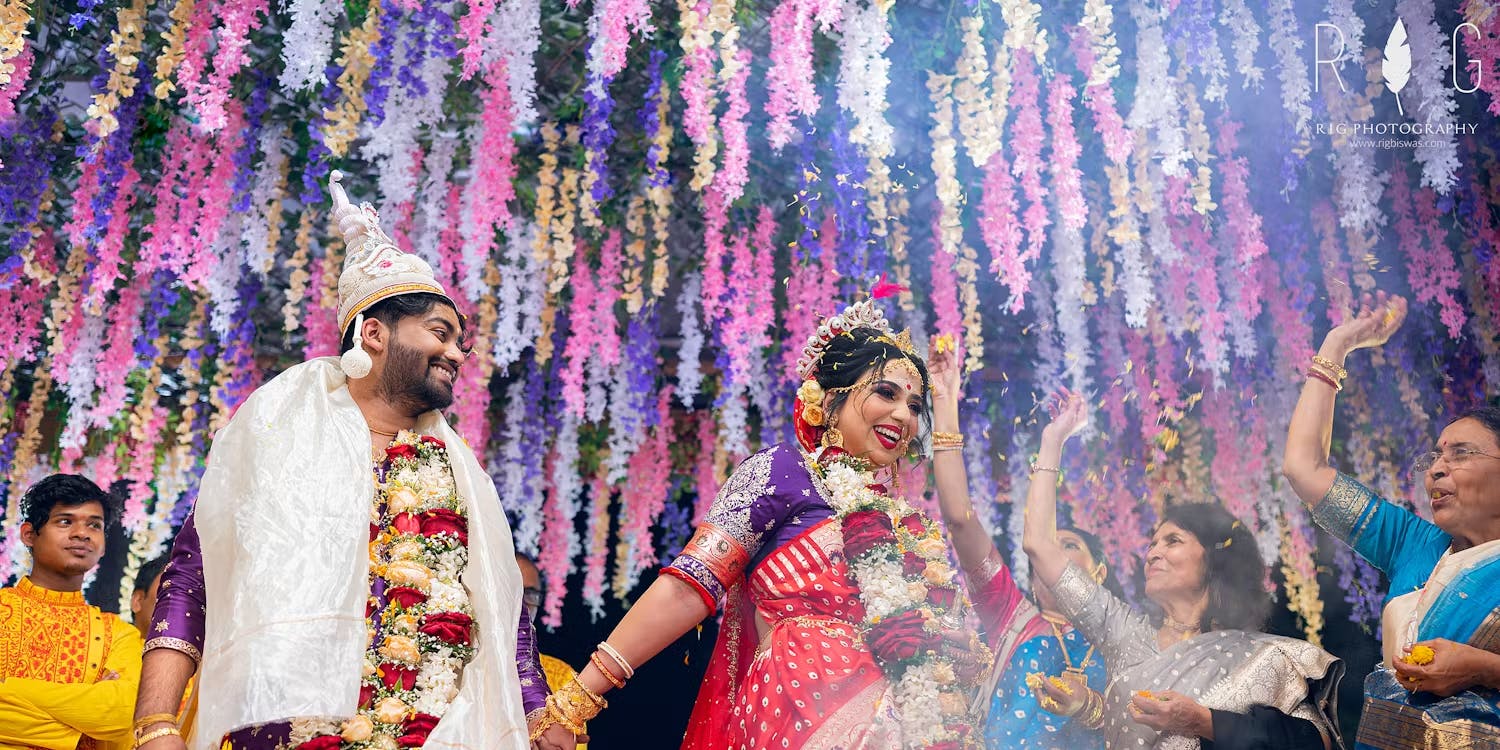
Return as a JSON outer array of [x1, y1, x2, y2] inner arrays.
[[193, 357, 528, 750]]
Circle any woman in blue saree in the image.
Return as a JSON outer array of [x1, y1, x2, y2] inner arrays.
[[928, 334, 1119, 749], [1283, 291, 1500, 748]]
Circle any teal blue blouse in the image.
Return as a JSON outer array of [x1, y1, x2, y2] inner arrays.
[[1313, 473, 1451, 603]]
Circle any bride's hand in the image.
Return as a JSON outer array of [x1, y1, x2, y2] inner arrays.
[[927, 334, 962, 406]]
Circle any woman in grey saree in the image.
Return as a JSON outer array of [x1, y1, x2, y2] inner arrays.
[[1022, 390, 1343, 750]]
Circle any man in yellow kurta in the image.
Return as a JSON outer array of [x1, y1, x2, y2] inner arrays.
[[0, 474, 140, 750]]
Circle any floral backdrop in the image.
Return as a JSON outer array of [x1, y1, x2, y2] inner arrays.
[[0, 0, 1497, 644]]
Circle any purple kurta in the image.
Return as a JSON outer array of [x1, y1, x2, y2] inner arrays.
[[148, 503, 549, 746]]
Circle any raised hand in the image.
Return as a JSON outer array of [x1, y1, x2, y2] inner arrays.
[[1039, 388, 1088, 448], [1327, 291, 1407, 355], [926, 333, 962, 406]]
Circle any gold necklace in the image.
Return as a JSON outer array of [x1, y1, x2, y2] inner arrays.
[[1041, 612, 1096, 673], [369, 427, 398, 437]]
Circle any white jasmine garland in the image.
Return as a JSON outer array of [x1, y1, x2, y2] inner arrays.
[[836, 0, 894, 159], [1395, 0, 1460, 193], [675, 273, 705, 408], [412, 134, 457, 269], [279, 0, 343, 94], [1218, 0, 1266, 89], [1266, 0, 1313, 141]]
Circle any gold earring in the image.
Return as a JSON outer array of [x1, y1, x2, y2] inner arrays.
[[1092, 563, 1106, 585], [821, 428, 844, 448]]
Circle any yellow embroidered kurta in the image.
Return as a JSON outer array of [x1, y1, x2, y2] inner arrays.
[[0, 577, 142, 750], [539, 654, 588, 750]]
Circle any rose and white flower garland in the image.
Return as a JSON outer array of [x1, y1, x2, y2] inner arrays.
[[815, 448, 985, 748], [297, 431, 475, 749]]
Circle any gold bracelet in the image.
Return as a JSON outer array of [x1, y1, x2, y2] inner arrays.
[[133, 714, 179, 735], [545, 697, 587, 735], [1311, 355, 1347, 380], [932, 444, 963, 452], [597, 641, 636, 679], [529, 711, 560, 743], [590, 651, 627, 689], [134, 726, 180, 748], [932, 431, 963, 445]]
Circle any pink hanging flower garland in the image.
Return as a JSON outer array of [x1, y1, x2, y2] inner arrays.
[[614, 390, 674, 596], [980, 152, 1027, 312], [1008, 53, 1050, 260], [1046, 78, 1086, 232], [1459, 0, 1500, 115], [558, 248, 599, 418], [1213, 118, 1267, 352], [458, 0, 500, 80], [1390, 168, 1466, 338], [765, 0, 841, 149], [0, 45, 33, 122], [928, 217, 963, 358], [461, 60, 518, 293], [720, 207, 777, 386]]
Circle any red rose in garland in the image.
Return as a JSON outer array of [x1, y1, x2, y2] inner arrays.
[[397, 713, 440, 746], [387, 586, 428, 609], [902, 551, 926, 577], [842, 509, 895, 559], [867, 609, 927, 662], [385, 443, 417, 460], [419, 435, 446, 449], [296, 737, 342, 750], [926, 585, 957, 609], [392, 511, 421, 535], [381, 663, 418, 690], [419, 611, 474, 645], [419, 508, 469, 545], [898, 513, 926, 536]]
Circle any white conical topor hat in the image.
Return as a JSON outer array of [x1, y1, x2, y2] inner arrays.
[[330, 170, 453, 338]]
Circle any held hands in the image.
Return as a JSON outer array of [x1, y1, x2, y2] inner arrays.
[[1040, 388, 1088, 449], [532, 722, 586, 750], [1128, 690, 1214, 738], [1393, 638, 1493, 698], [1326, 291, 1407, 356]]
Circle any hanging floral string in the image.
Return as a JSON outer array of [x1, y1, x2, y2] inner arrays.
[[835, 0, 893, 159], [323, 5, 382, 157], [612, 389, 673, 599], [641, 49, 673, 304], [538, 414, 581, 627], [1459, 0, 1500, 115], [953, 16, 997, 167], [457, 0, 498, 80], [1390, 167, 1466, 338], [678, 0, 719, 191], [675, 273, 705, 408], [277, 0, 341, 93], [1397, 0, 1461, 193], [926, 74, 962, 257], [459, 59, 517, 299], [764, 0, 840, 149], [1008, 53, 1050, 261], [581, 473, 611, 619]]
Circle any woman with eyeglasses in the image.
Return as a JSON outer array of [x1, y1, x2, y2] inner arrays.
[[1282, 291, 1500, 749]]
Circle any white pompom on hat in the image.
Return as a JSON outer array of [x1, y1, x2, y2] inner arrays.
[[329, 170, 455, 379]]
